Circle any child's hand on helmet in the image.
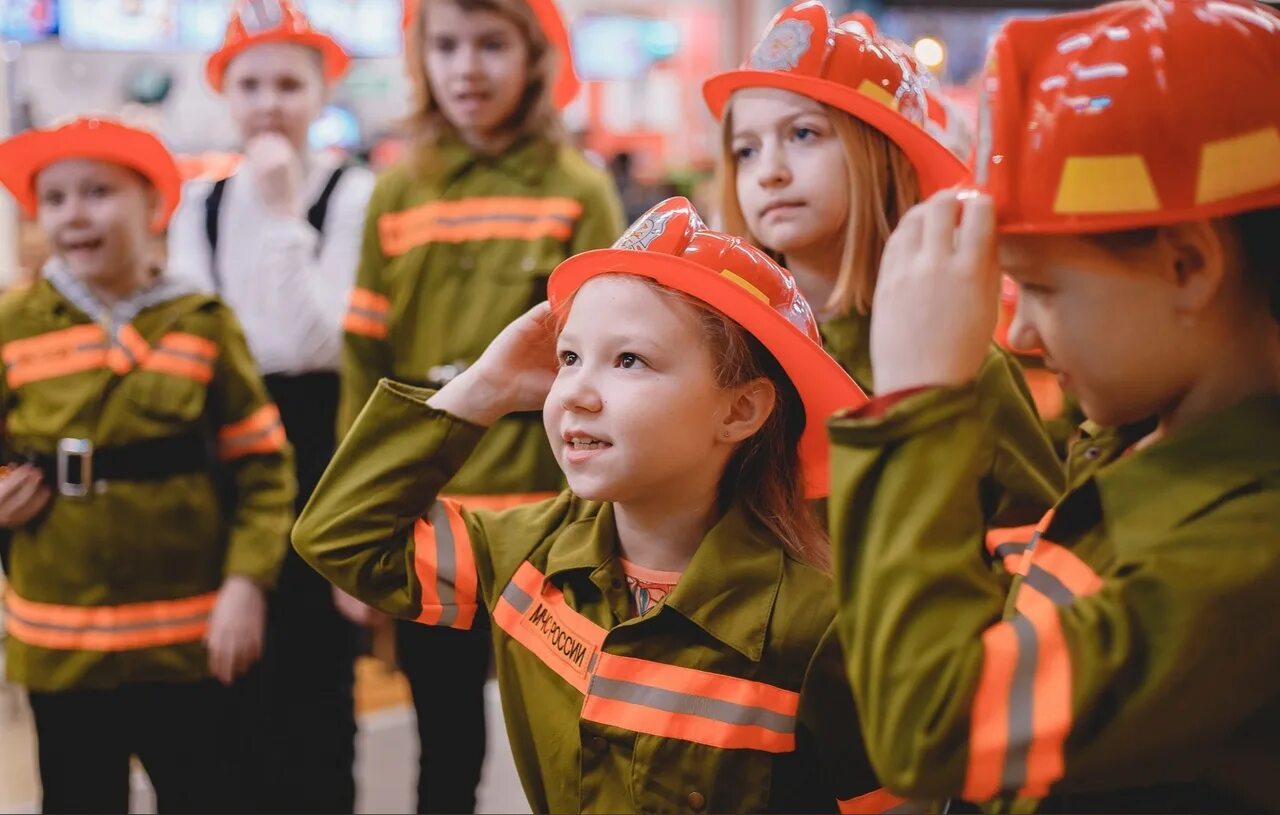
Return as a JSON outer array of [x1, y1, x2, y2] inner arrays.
[[427, 301, 559, 426], [871, 189, 1001, 394]]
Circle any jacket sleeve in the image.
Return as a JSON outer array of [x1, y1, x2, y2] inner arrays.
[[977, 347, 1065, 530], [338, 176, 397, 437], [569, 173, 625, 255], [827, 384, 1280, 802], [294, 379, 500, 627], [210, 309, 296, 587], [799, 622, 940, 814]]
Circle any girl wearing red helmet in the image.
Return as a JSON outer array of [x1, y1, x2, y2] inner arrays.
[[703, 1, 1062, 528], [831, 1, 1280, 810], [341, 0, 623, 809], [295, 198, 927, 813]]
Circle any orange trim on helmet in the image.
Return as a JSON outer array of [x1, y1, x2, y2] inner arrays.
[[206, 0, 351, 93], [0, 119, 183, 232], [547, 197, 868, 499], [703, 1, 968, 196]]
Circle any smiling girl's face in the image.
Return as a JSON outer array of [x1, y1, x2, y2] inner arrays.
[[544, 275, 743, 506]]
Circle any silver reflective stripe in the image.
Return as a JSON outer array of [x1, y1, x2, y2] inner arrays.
[[587, 675, 795, 735], [347, 306, 387, 324], [1024, 566, 1075, 606], [1001, 615, 1038, 792], [428, 501, 458, 627], [501, 577, 534, 615]]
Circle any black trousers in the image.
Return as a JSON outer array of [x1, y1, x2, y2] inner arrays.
[[396, 618, 492, 814], [29, 680, 236, 814], [228, 372, 359, 813]]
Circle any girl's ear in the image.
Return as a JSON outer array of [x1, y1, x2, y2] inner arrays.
[[718, 377, 776, 443], [1159, 219, 1226, 317]]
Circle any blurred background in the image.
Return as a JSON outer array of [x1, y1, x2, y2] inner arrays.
[[0, 0, 1112, 287]]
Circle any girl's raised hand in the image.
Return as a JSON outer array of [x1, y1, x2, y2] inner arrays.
[[870, 189, 1001, 395], [427, 301, 559, 426]]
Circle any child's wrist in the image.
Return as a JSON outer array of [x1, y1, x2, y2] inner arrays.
[[427, 369, 508, 427]]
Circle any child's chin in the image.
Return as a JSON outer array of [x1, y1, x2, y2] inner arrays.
[[564, 476, 617, 504]]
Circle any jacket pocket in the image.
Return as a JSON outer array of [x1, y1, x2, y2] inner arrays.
[[630, 735, 773, 814]]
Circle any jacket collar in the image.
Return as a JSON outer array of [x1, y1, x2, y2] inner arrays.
[[543, 502, 785, 662], [1078, 394, 1280, 539]]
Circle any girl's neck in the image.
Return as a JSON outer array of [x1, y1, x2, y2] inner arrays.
[[782, 247, 841, 320], [1155, 314, 1280, 438], [613, 486, 722, 574], [457, 126, 521, 157], [82, 263, 153, 306]]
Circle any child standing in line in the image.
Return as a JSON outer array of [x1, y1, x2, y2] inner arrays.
[[340, 0, 622, 808], [295, 197, 932, 814], [167, 1, 376, 808], [829, 1, 1280, 810], [0, 118, 294, 813], [703, 1, 1063, 525]]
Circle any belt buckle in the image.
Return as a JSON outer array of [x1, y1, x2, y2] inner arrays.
[[56, 438, 94, 498]]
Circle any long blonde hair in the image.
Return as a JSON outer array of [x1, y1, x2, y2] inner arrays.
[[403, 0, 565, 165], [718, 102, 921, 316]]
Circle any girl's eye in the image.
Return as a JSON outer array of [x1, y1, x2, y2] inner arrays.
[[793, 126, 818, 141], [430, 37, 457, 53], [732, 144, 756, 162], [618, 353, 645, 369], [481, 37, 508, 52], [40, 190, 64, 207], [87, 184, 112, 199], [238, 78, 258, 93], [558, 351, 579, 367], [278, 77, 303, 93]]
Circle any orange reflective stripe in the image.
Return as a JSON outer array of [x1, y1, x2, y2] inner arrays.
[[344, 288, 391, 339], [1, 324, 104, 364], [412, 499, 479, 629], [4, 590, 218, 652], [493, 561, 607, 693], [378, 196, 583, 256], [1014, 539, 1103, 617], [964, 619, 1018, 801], [964, 603, 1073, 800], [141, 332, 219, 384], [156, 332, 219, 361], [1021, 605, 1071, 797], [218, 403, 286, 460], [442, 492, 559, 512], [2, 325, 108, 387], [985, 524, 1037, 573], [838, 788, 909, 813], [106, 323, 150, 375], [582, 652, 799, 753]]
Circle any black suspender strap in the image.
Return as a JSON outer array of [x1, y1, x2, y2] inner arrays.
[[203, 177, 229, 293], [202, 163, 351, 293]]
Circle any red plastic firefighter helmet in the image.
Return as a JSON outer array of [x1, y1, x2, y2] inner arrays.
[[206, 0, 351, 93], [839, 12, 952, 138], [0, 117, 183, 233], [402, 0, 581, 109], [548, 197, 869, 498], [703, 0, 968, 195], [977, 0, 1280, 234]]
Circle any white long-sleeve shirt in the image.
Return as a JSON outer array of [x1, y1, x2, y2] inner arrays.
[[167, 152, 375, 376]]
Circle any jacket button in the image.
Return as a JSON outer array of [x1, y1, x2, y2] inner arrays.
[[687, 791, 706, 812], [589, 736, 607, 751]]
